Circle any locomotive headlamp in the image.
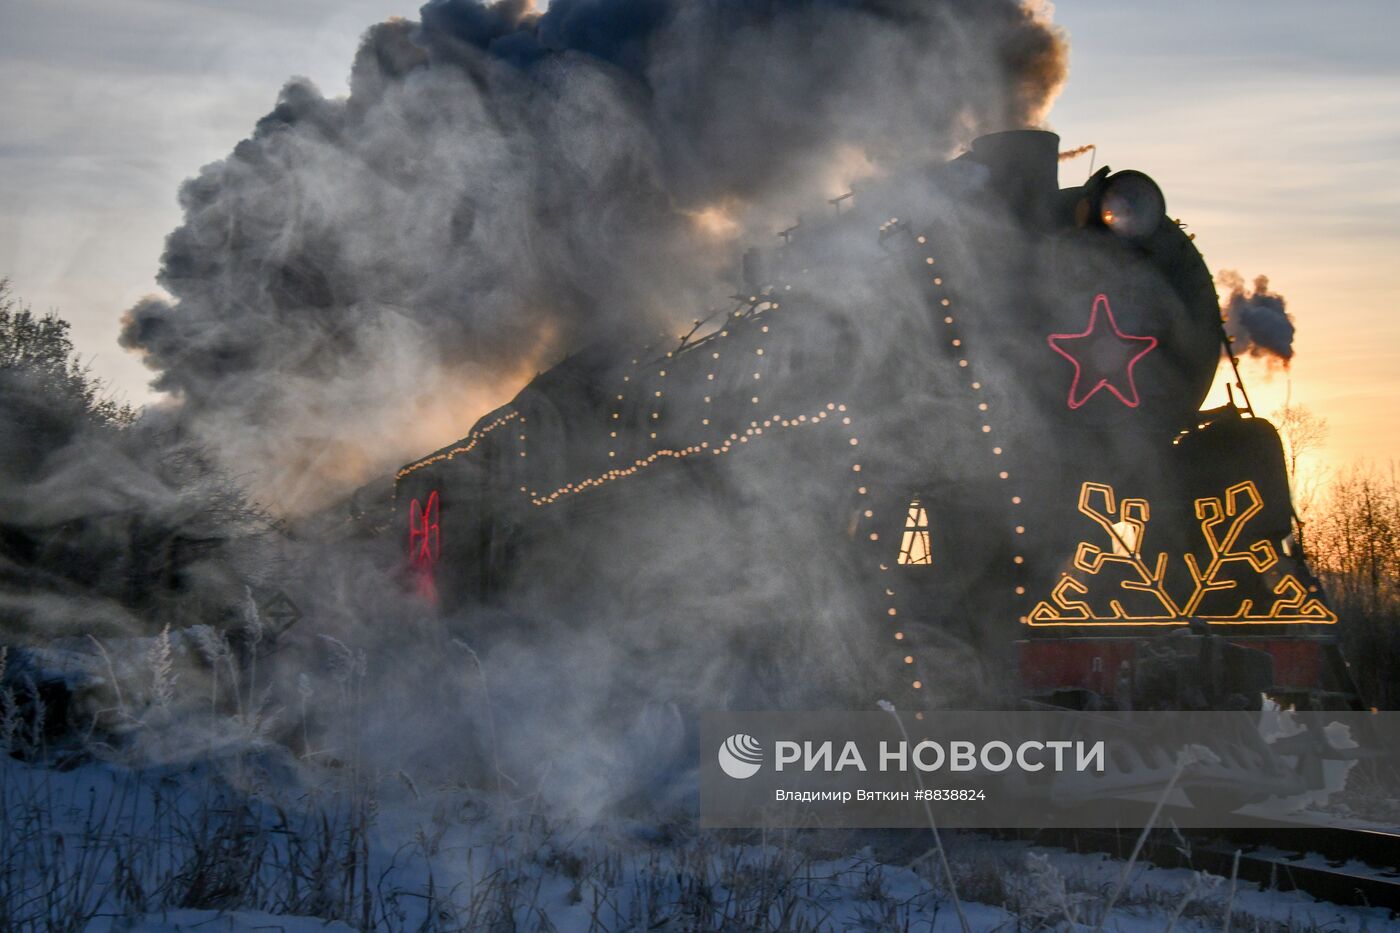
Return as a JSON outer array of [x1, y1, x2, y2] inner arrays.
[[1099, 170, 1166, 239]]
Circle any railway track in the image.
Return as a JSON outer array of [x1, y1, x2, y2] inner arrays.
[[1031, 822, 1400, 914]]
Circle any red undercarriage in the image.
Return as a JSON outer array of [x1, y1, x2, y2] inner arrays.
[[1018, 637, 1327, 698]]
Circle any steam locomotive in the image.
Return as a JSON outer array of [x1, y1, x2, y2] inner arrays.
[[392, 130, 1360, 713]]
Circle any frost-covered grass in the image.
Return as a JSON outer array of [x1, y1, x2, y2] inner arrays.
[[0, 753, 371, 929], [2, 748, 1394, 932], [2, 634, 1395, 931]]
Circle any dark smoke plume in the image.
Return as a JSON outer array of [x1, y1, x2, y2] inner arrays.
[[1218, 270, 1295, 365], [119, 0, 1066, 514], [1057, 142, 1094, 161]]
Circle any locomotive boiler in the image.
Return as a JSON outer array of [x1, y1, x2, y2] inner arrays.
[[392, 130, 1360, 714]]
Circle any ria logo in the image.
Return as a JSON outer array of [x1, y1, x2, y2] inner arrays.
[[718, 733, 764, 779]]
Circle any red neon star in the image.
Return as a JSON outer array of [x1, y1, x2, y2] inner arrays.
[[1046, 294, 1158, 410]]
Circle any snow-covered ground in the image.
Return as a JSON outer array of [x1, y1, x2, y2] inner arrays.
[[2, 749, 1394, 932]]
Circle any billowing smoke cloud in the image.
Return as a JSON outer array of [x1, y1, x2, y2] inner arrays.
[[1218, 270, 1295, 365], [120, 0, 1066, 513]]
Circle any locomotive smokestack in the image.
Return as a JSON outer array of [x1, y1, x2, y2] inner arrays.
[[969, 129, 1061, 228]]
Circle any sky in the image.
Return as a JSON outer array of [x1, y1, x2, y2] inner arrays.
[[0, 0, 1396, 480]]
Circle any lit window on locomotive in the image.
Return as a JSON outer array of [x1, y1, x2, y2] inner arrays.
[[897, 499, 932, 565]]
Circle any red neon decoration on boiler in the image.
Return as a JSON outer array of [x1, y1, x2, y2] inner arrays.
[[409, 491, 441, 601], [1046, 293, 1158, 409]]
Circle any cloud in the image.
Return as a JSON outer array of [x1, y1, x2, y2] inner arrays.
[[118, 0, 1066, 513]]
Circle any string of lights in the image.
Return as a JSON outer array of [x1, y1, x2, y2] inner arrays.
[[396, 411, 521, 479], [527, 403, 849, 506], [399, 215, 1031, 704], [524, 294, 791, 506], [878, 223, 1029, 702]]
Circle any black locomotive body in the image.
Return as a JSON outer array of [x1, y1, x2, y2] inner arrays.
[[393, 130, 1359, 713]]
